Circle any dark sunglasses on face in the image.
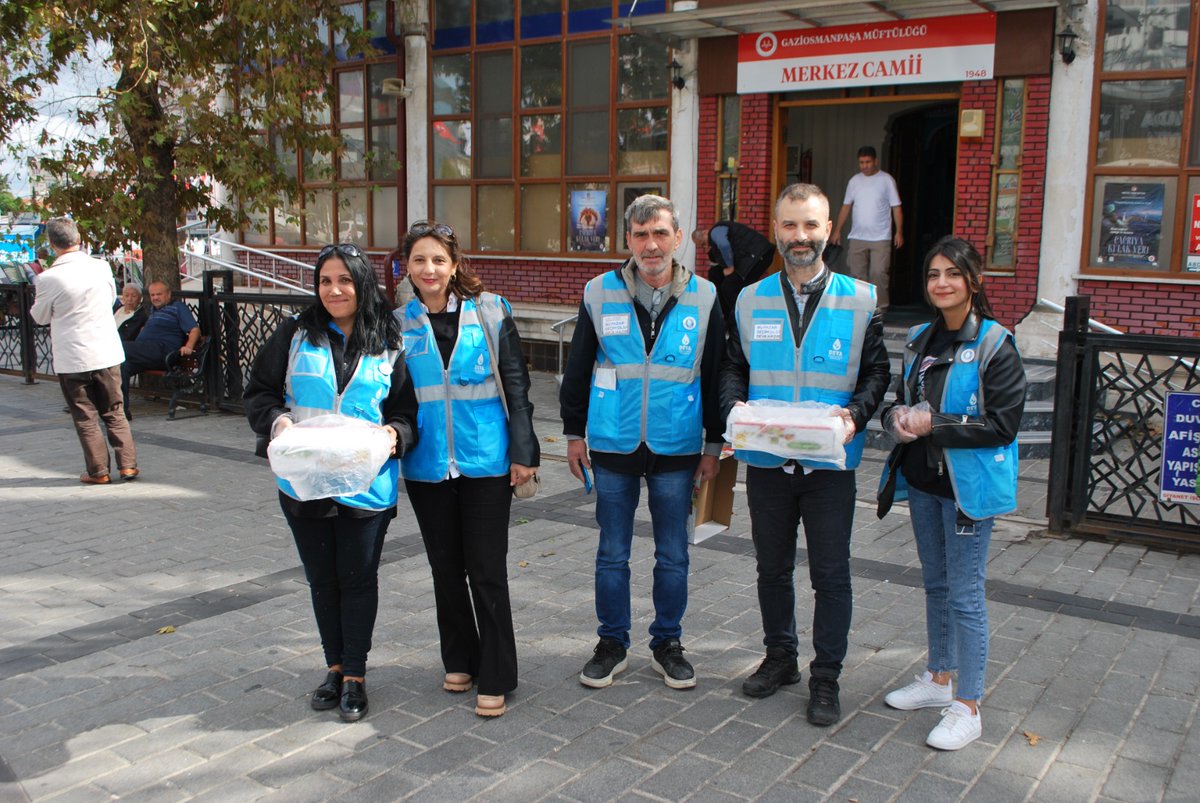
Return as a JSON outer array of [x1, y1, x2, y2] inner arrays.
[[408, 220, 455, 239], [317, 243, 364, 260]]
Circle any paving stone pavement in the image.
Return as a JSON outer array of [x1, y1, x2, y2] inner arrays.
[[1, 371, 1198, 802]]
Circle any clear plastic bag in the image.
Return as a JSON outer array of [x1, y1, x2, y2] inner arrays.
[[267, 414, 393, 501], [724, 400, 848, 468]]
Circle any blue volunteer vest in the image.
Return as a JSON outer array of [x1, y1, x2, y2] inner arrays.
[[278, 327, 399, 511], [733, 271, 875, 469], [582, 268, 715, 455], [882, 318, 1019, 520], [398, 293, 510, 482]]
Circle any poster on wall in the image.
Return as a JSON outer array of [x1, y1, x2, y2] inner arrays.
[[1096, 182, 1164, 266], [1188, 194, 1200, 273], [570, 190, 607, 252]]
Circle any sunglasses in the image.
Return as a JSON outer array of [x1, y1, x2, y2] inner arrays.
[[408, 220, 455, 239], [317, 243, 365, 260]]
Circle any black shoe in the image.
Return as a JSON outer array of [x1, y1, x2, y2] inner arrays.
[[742, 651, 801, 699], [580, 638, 628, 688], [339, 679, 368, 721], [807, 676, 841, 726], [652, 639, 696, 690], [310, 670, 343, 710]]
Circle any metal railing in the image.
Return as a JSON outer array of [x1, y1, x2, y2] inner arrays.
[[551, 313, 577, 382], [1046, 296, 1200, 551]]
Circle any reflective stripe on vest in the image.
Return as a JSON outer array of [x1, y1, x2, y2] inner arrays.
[[582, 270, 714, 455], [398, 293, 510, 482], [278, 329, 399, 510], [734, 271, 875, 470], [902, 318, 1019, 520]]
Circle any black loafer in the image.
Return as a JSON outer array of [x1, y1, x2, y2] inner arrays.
[[310, 670, 343, 711], [339, 679, 368, 722]]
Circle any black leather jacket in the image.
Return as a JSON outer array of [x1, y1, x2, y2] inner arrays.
[[881, 311, 1025, 494]]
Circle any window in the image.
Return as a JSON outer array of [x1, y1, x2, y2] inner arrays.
[[240, 1, 400, 249], [716, 96, 740, 220], [430, 0, 668, 254], [988, 79, 1024, 269], [1086, 0, 1195, 275]]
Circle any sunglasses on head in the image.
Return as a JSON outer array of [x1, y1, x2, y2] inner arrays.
[[317, 243, 365, 260], [408, 220, 455, 239]]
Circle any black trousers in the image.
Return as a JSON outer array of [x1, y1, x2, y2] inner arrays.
[[282, 503, 390, 678], [405, 474, 518, 696]]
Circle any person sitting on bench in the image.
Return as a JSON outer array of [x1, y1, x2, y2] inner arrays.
[[120, 281, 200, 417]]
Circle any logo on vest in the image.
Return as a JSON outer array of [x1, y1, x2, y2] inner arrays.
[[828, 338, 844, 361], [679, 333, 693, 357], [959, 348, 976, 363], [475, 354, 486, 375], [682, 315, 697, 331], [966, 392, 978, 415]]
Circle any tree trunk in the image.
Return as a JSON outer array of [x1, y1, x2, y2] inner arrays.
[[119, 75, 182, 291]]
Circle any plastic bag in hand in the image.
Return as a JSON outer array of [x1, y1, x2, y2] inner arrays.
[[267, 414, 393, 501], [724, 399, 848, 468], [885, 405, 918, 444], [902, 400, 933, 438]]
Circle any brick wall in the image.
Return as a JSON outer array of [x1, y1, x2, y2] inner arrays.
[[955, 77, 1049, 329], [696, 93, 774, 235], [1077, 281, 1200, 337]]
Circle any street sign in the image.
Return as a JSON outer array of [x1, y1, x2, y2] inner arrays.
[[1160, 391, 1200, 505]]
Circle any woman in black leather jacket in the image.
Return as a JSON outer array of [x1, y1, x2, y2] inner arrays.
[[876, 236, 1024, 751], [397, 220, 539, 719]]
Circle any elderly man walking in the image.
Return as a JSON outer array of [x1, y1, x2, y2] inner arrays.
[[30, 217, 138, 484]]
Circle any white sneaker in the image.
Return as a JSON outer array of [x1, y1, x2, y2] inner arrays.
[[926, 701, 982, 750], [885, 671, 954, 710]]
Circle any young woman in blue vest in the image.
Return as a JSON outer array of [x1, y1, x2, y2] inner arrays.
[[877, 236, 1025, 750], [398, 221, 539, 718], [245, 244, 419, 722]]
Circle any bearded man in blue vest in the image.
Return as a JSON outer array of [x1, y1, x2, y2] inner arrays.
[[561, 194, 726, 691], [720, 183, 891, 726]]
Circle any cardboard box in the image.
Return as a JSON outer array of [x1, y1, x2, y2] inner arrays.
[[691, 453, 738, 544]]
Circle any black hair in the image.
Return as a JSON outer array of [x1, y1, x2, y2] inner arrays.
[[922, 235, 995, 320], [857, 146, 877, 159], [298, 245, 401, 354]]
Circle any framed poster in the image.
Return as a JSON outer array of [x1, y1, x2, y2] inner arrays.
[[569, 189, 607, 252], [1089, 177, 1174, 270], [616, 182, 666, 251]]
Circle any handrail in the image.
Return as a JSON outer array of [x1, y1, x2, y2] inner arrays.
[[1038, 297, 1123, 335], [551, 313, 577, 380], [213, 239, 316, 272], [177, 247, 311, 294]]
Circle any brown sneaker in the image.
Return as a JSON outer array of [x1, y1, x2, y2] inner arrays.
[[119, 468, 139, 481], [80, 473, 111, 485]]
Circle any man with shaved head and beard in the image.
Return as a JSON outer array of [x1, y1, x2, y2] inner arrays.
[[720, 183, 890, 727]]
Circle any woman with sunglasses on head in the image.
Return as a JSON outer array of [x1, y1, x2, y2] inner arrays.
[[245, 243, 419, 723], [876, 236, 1025, 750], [397, 220, 539, 718]]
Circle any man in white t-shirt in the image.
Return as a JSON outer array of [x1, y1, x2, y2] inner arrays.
[[830, 146, 903, 311]]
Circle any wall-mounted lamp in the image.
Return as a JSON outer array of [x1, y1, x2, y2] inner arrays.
[[1057, 25, 1079, 65], [669, 59, 685, 90], [381, 78, 413, 99]]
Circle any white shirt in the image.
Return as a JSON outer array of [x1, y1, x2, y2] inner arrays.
[[844, 170, 901, 242], [29, 250, 125, 374]]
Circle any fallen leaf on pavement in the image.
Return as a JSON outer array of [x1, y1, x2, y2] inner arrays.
[[157, 626, 176, 635], [1023, 731, 1041, 746]]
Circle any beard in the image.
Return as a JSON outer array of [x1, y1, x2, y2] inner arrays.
[[779, 236, 825, 269]]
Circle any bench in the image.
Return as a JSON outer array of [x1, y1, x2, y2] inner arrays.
[[138, 336, 212, 419]]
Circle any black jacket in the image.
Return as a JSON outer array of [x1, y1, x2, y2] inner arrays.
[[116, 306, 149, 341], [244, 316, 419, 457], [705, 221, 776, 322], [559, 260, 725, 475], [881, 311, 1025, 498], [719, 269, 891, 439]]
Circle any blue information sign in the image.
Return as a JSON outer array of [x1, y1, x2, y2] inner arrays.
[[1160, 392, 1200, 505]]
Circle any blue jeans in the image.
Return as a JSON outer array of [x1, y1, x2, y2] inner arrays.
[[745, 466, 855, 679], [593, 465, 693, 650], [907, 486, 992, 701]]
